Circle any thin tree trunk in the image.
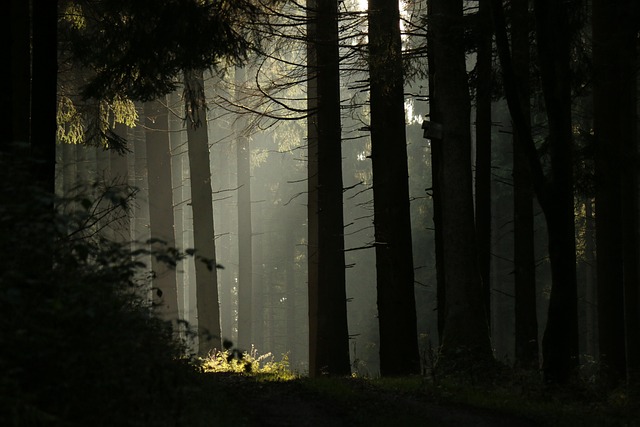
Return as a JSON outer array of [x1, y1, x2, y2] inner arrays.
[[235, 66, 254, 352], [426, 0, 446, 344], [144, 98, 180, 326], [306, 0, 351, 377], [184, 70, 222, 354], [511, 0, 539, 369], [475, 0, 493, 332]]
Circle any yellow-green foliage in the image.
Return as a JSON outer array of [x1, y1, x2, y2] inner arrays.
[[57, 96, 84, 145], [201, 346, 296, 381]]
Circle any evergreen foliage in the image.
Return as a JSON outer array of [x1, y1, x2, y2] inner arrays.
[[59, 0, 262, 101]]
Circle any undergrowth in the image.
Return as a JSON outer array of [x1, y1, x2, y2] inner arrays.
[[200, 345, 297, 381], [0, 148, 218, 427]]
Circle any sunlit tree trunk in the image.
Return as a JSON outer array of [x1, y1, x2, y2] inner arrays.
[[144, 98, 180, 326], [511, 0, 539, 369], [306, 0, 351, 377], [184, 69, 222, 354], [430, 0, 492, 363], [109, 122, 131, 243], [235, 66, 254, 352]]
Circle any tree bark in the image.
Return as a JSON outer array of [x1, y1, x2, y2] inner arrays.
[[307, 0, 351, 377], [235, 66, 254, 352], [368, 0, 421, 375], [144, 98, 180, 327], [475, 0, 493, 332], [31, 0, 58, 197], [593, 0, 628, 384], [430, 0, 493, 363], [491, 0, 579, 383], [511, 0, 539, 369], [426, 0, 446, 344], [184, 70, 223, 354]]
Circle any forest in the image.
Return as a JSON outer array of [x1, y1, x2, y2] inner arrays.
[[2, 0, 640, 425]]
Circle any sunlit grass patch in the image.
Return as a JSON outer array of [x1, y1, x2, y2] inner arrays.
[[200, 345, 297, 381]]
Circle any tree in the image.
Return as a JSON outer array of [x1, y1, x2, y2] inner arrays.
[[593, 0, 639, 386], [429, 0, 493, 363], [306, 0, 351, 377], [474, 0, 493, 331], [144, 98, 180, 325], [184, 69, 223, 354], [235, 66, 254, 352], [491, 0, 579, 383], [510, 0, 539, 369], [368, 0, 421, 375]]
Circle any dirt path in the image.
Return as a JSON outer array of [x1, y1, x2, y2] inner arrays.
[[207, 374, 542, 427]]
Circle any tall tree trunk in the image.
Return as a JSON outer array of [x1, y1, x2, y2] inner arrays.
[[475, 0, 493, 332], [235, 66, 254, 352], [593, 0, 627, 384], [184, 70, 222, 354], [491, 0, 579, 383], [511, 0, 539, 369], [621, 2, 640, 385], [7, 0, 30, 150], [534, 0, 579, 384], [144, 98, 180, 327], [31, 0, 58, 197], [368, 0, 421, 375], [109, 122, 131, 243], [306, 0, 351, 377], [430, 0, 492, 363], [426, 1, 446, 344]]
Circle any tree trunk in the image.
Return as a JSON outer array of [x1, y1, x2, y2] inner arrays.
[[306, 0, 351, 377], [621, 2, 639, 385], [511, 0, 539, 369], [475, 0, 493, 332], [430, 0, 492, 362], [144, 98, 180, 327], [30, 0, 58, 197], [184, 70, 223, 354], [593, 0, 628, 384], [235, 66, 254, 352], [426, 0, 446, 344], [368, 0, 421, 375], [7, 0, 30, 150], [491, 0, 579, 383]]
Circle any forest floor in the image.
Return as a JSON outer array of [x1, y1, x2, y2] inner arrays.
[[197, 373, 640, 427]]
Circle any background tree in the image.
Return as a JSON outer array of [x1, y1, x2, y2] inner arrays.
[[144, 98, 180, 325], [184, 69, 223, 353], [235, 66, 254, 352], [510, 0, 539, 369]]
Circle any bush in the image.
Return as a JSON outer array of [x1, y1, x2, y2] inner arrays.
[[0, 148, 201, 426]]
